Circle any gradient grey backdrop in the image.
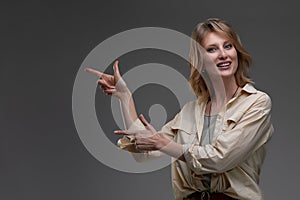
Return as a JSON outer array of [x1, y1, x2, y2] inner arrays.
[[1, 0, 298, 199]]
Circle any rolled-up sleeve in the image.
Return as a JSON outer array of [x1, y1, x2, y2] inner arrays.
[[183, 94, 274, 174]]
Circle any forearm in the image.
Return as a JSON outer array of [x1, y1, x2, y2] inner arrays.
[[118, 88, 138, 129], [158, 137, 186, 162]]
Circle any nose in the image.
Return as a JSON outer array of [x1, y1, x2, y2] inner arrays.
[[218, 48, 228, 59]]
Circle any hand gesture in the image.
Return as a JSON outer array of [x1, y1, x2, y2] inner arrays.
[[85, 60, 129, 99], [114, 114, 166, 151]]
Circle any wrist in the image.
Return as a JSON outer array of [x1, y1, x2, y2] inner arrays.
[[156, 136, 170, 150], [158, 138, 184, 160], [118, 88, 132, 101]]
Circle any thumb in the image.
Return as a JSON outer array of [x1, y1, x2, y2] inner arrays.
[[139, 114, 148, 126], [113, 60, 121, 80], [139, 114, 156, 132]]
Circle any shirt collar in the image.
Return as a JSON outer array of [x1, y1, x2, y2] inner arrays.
[[242, 83, 257, 94]]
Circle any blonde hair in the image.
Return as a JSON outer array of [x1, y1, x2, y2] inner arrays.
[[189, 18, 253, 102]]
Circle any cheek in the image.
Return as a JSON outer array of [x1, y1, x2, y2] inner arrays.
[[233, 57, 239, 73], [231, 50, 238, 66], [206, 53, 219, 64], [233, 56, 238, 67], [203, 53, 217, 67]]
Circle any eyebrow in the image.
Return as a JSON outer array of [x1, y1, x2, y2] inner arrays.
[[204, 40, 231, 48]]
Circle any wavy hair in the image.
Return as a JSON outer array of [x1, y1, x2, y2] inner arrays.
[[189, 18, 253, 102]]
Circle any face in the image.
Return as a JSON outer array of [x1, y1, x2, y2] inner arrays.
[[201, 32, 238, 80]]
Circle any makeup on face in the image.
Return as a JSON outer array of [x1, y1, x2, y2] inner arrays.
[[201, 32, 238, 78]]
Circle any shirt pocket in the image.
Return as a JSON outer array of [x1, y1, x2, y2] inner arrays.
[[222, 111, 244, 132]]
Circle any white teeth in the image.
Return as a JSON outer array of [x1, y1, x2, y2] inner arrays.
[[218, 62, 230, 67]]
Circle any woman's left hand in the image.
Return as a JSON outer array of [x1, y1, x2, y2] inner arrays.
[[114, 114, 167, 151]]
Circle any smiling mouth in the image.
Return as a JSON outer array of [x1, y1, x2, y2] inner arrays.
[[217, 62, 231, 68]]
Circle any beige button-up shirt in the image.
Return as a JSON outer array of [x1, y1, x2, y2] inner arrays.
[[118, 84, 273, 200]]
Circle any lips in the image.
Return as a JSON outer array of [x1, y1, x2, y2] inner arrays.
[[217, 61, 231, 68]]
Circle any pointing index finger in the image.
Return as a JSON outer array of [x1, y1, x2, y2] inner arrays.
[[114, 130, 136, 136], [84, 68, 104, 78]]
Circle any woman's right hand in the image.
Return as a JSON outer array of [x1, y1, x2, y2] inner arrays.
[[85, 60, 130, 99]]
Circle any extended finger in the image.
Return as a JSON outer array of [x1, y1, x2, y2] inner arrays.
[[85, 68, 104, 78], [114, 130, 137, 136], [139, 114, 156, 132], [139, 114, 149, 126], [113, 60, 121, 79]]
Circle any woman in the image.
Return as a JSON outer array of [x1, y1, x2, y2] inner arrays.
[[86, 18, 273, 200]]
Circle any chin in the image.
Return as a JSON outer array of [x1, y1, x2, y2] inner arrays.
[[218, 67, 237, 78], [219, 71, 235, 79]]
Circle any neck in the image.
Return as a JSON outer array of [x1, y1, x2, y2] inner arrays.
[[222, 77, 239, 101], [207, 76, 239, 114]]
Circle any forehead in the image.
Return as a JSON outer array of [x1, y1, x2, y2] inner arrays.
[[201, 32, 230, 47]]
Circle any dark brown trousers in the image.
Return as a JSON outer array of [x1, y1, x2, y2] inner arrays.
[[183, 191, 236, 200]]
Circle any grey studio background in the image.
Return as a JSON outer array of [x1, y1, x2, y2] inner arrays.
[[0, 0, 298, 199]]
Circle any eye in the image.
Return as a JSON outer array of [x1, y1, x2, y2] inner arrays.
[[207, 47, 217, 53], [224, 43, 233, 50]]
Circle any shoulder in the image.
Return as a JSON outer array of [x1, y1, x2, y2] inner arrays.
[[256, 90, 272, 104], [179, 99, 206, 116], [255, 90, 272, 112], [180, 100, 198, 112], [240, 84, 272, 110], [167, 100, 198, 130]]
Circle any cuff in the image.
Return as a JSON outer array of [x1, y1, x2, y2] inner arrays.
[[182, 143, 193, 162]]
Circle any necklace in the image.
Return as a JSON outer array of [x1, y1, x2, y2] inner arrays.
[[231, 86, 239, 100]]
